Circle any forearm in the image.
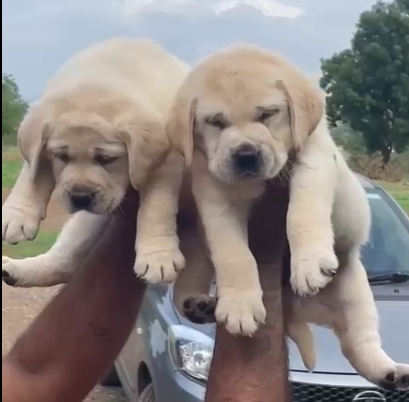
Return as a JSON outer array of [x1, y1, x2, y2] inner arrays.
[[205, 183, 291, 402], [2, 190, 144, 402], [205, 261, 290, 402]]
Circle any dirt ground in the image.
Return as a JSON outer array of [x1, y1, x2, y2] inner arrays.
[[2, 190, 128, 401]]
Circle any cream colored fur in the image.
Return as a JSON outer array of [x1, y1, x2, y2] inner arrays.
[[2, 37, 188, 284], [166, 44, 409, 389]]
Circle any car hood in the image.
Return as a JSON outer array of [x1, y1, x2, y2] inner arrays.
[[288, 296, 409, 374]]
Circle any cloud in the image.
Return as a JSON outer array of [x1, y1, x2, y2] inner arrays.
[[212, 0, 303, 18], [2, 0, 378, 101], [114, 0, 303, 18]]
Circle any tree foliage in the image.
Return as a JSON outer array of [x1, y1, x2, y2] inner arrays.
[[320, 0, 409, 165], [2, 73, 28, 144], [330, 123, 367, 156]]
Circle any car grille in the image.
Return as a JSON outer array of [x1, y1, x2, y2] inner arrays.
[[291, 382, 406, 402]]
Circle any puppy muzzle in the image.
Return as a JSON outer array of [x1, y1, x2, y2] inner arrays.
[[231, 143, 263, 178], [64, 184, 101, 214]]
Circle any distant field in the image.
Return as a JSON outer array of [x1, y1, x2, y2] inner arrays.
[[377, 181, 409, 214], [2, 149, 408, 259], [2, 148, 22, 189]]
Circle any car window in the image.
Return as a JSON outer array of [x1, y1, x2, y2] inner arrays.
[[361, 191, 409, 275]]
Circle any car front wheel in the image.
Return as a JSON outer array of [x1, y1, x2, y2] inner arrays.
[[100, 366, 121, 387], [137, 383, 156, 402]]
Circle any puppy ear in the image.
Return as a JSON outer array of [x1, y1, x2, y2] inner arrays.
[[17, 103, 52, 181], [277, 79, 324, 152], [119, 113, 170, 190], [166, 89, 198, 166]]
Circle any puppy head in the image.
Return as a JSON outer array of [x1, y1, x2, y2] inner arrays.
[[167, 44, 324, 183], [18, 88, 169, 215]]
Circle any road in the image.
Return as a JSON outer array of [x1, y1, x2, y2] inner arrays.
[[2, 283, 128, 402]]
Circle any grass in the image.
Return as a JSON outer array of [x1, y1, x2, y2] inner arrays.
[[2, 150, 23, 188], [2, 231, 58, 258], [377, 181, 409, 214]]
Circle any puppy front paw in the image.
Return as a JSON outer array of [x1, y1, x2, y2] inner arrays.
[[2, 257, 20, 287], [2, 256, 37, 287], [290, 246, 338, 296], [134, 239, 185, 284], [377, 364, 409, 391], [2, 205, 41, 244], [2, 255, 71, 288], [215, 289, 266, 336]]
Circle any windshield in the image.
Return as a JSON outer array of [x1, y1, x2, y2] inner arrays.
[[361, 191, 409, 276]]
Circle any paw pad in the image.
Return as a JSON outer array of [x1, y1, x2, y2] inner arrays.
[[183, 296, 216, 324]]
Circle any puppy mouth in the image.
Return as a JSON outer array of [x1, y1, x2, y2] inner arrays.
[[210, 158, 266, 184], [233, 162, 262, 177], [65, 193, 120, 216]]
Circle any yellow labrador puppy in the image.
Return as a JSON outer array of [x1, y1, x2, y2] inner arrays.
[[166, 44, 409, 389], [2, 37, 188, 287]]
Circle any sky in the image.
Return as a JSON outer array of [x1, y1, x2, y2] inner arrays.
[[2, 0, 379, 101]]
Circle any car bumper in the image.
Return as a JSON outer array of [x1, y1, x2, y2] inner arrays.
[[290, 371, 405, 402], [155, 369, 406, 402]]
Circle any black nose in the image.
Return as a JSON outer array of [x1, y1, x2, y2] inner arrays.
[[70, 191, 94, 211], [232, 144, 260, 173]]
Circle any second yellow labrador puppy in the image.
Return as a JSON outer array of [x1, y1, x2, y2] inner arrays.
[[166, 43, 353, 333], [166, 44, 409, 389], [2, 37, 188, 286]]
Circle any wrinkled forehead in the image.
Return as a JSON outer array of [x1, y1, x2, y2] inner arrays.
[[47, 126, 125, 154], [193, 63, 287, 121]]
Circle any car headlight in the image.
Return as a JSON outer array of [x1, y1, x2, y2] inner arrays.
[[168, 324, 215, 382]]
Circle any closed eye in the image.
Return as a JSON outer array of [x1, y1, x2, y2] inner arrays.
[[205, 113, 229, 130], [50, 149, 70, 163], [95, 155, 119, 166], [257, 108, 280, 123]]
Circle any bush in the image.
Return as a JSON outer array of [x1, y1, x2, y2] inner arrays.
[[2, 74, 27, 145], [348, 152, 405, 182]]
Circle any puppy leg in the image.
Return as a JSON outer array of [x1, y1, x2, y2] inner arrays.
[[329, 253, 409, 390], [192, 168, 265, 336], [2, 211, 108, 288], [286, 321, 316, 372], [134, 153, 185, 284], [173, 223, 215, 320], [2, 162, 54, 244], [282, 286, 318, 372], [287, 149, 338, 296]]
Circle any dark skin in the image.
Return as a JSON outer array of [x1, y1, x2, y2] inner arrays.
[[197, 183, 291, 402], [2, 189, 143, 402], [2, 181, 291, 402]]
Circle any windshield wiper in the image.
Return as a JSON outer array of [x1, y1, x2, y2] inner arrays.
[[369, 272, 409, 284]]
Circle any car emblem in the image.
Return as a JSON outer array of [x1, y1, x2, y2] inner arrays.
[[352, 390, 386, 402]]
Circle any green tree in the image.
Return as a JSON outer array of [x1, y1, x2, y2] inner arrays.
[[330, 123, 367, 156], [2, 73, 28, 144], [320, 0, 409, 165]]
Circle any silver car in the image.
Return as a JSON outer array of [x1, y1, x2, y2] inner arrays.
[[104, 175, 409, 402]]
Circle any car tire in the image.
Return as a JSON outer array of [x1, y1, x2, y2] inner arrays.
[[137, 384, 156, 402], [100, 366, 121, 387]]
